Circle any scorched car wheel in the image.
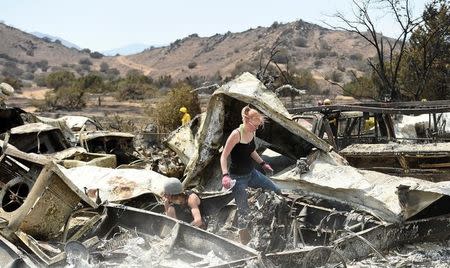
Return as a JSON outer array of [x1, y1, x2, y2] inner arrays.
[[0, 177, 32, 212]]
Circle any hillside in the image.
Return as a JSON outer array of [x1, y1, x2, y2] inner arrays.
[[124, 20, 376, 84], [0, 20, 381, 91], [0, 23, 117, 82]]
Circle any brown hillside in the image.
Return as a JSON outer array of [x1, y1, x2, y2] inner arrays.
[[125, 20, 377, 83], [0, 20, 383, 90], [0, 23, 93, 66]]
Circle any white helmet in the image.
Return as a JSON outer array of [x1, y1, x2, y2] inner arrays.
[[163, 177, 183, 195]]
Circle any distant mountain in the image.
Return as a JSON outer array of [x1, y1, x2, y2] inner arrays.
[[30, 32, 81, 50], [101, 43, 154, 56]]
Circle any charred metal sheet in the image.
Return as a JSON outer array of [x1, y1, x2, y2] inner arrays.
[[181, 72, 333, 189], [273, 151, 450, 223], [60, 165, 173, 202]]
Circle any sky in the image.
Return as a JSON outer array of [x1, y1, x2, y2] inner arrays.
[[2, 0, 431, 52]]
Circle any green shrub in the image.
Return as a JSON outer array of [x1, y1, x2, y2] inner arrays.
[[89, 51, 104, 59], [156, 75, 173, 88], [79, 58, 92, 65], [272, 49, 289, 64], [270, 21, 280, 29], [319, 39, 331, 50], [116, 81, 157, 100], [314, 50, 329, 59], [343, 75, 377, 98], [46, 70, 76, 90], [294, 37, 308, 47], [314, 60, 323, 67], [79, 73, 104, 92], [34, 74, 47, 87], [331, 70, 343, 82], [188, 62, 197, 69], [152, 83, 200, 131], [106, 68, 120, 80], [100, 62, 109, 72], [36, 60, 48, 71], [1, 62, 23, 78], [350, 53, 363, 61], [21, 72, 34, 80], [42, 86, 86, 111], [1, 77, 23, 91]]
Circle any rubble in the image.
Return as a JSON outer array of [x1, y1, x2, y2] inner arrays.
[[1, 73, 450, 267]]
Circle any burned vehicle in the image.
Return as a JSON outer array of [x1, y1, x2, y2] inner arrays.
[[165, 72, 450, 266], [38, 115, 138, 165], [290, 101, 450, 181]]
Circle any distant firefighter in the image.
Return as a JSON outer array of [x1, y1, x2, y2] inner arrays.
[[179, 106, 191, 126]]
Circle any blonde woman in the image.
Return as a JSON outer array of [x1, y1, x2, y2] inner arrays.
[[220, 105, 281, 243]]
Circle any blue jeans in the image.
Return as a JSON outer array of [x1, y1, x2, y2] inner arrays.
[[231, 169, 281, 228]]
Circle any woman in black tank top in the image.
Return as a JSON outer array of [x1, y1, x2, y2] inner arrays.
[[220, 105, 281, 244]]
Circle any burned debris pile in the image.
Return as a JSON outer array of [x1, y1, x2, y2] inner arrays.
[[1, 73, 450, 267]]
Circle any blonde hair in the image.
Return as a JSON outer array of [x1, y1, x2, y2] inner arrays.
[[241, 105, 266, 125]]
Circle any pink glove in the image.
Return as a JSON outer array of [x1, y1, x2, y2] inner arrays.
[[261, 162, 274, 175], [222, 174, 232, 189]]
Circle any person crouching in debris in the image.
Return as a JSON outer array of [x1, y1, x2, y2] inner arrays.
[[220, 105, 281, 244], [163, 177, 206, 229]]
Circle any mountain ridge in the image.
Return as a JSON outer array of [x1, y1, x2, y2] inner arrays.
[[0, 20, 380, 91]]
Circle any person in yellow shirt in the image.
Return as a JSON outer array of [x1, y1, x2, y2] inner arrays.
[[180, 106, 191, 125]]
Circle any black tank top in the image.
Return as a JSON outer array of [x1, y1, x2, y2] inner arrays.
[[229, 126, 256, 175]]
